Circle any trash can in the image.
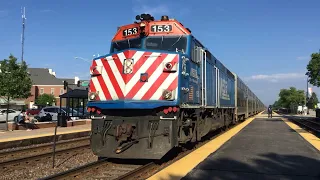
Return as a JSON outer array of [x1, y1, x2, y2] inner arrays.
[[58, 113, 67, 127]]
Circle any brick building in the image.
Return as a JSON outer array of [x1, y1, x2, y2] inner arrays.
[[25, 68, 88, 108]]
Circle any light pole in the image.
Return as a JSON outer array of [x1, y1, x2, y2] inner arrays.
[[305, 71, 312, 115]]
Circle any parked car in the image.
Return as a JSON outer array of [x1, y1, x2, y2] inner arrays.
[[75, 107, 90, 118], [0, 109, 21, 122], [38, 106, 82, 121], [26, 108, 41, 116]]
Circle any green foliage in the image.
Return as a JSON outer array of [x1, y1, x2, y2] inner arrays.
[[272, 100, 281, 109], [274, 87, 305, 109], [0, 54, 32, 99], [306, 52, 320, 87], [35, 93, 56, 106], [307, 92, 319, 109]]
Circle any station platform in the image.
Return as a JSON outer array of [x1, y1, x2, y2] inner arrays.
[[148, 112, 320, 180], [0, 124, 91, 150]]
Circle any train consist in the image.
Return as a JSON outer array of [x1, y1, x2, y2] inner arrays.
[[87, 14, 265, 159]]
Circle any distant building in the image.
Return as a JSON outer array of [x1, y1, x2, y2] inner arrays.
[[0, 67, 88, 109], [25, 68, 88, 109]]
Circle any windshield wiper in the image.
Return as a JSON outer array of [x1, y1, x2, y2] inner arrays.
[[161, 36, 164, 49], [115, 41, 120, 48], [167, 35, 182, 51], [127, 39, 131, 49]]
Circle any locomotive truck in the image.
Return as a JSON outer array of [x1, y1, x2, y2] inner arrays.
[[87, 14, 265, 159]]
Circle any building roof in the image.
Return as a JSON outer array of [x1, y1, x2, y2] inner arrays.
[[27, 68, 63, 85], [59, 89, 88, 99], [27, 68, 89, 88]]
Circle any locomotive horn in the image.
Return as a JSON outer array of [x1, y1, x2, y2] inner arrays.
[[161, 15, 169, 21]]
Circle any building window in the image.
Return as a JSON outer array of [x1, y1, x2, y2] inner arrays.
[[51, 88, 54, 95], [60, 88, 64, 95], [40, 88, 44, 94]]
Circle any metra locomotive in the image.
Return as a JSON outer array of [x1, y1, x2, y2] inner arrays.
[[87, 14, 265, 159]]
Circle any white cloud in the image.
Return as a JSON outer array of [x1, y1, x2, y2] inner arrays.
[[296, 56, 309, 61], [245, 73, 306, 83]]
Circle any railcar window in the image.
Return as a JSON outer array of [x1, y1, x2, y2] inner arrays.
[[145, 36, 187, 52], [111, 38, 142, 53]]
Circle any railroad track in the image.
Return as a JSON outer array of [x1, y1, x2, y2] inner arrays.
[[0, 139, 90, 171], [40, 118, 250, 180], [0, 137, 90, 163], [40, 159, 154, 180], [288, 116, 320, 136]]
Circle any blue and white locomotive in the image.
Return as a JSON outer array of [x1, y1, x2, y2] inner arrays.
[[87, 14, 265, 159]]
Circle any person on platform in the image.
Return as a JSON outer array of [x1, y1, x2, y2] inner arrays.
[[267, 105, 273, 118], [17, 109, 33, 131]]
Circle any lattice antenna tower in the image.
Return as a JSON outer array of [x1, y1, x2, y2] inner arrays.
[[21, 7, 26, 63]]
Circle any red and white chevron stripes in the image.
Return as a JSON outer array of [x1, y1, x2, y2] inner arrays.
[[89, 50, 179, 101]]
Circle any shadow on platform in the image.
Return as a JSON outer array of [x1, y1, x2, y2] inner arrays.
[[156, 153, 320, 180]]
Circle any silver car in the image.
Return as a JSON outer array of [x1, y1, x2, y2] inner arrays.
[[0, 109, 21, 122], [38, 106, 81, 121]]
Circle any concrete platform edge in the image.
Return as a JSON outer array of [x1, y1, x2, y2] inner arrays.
[[0, 130, 90, 150], [280, 115, 320, 151], [147, 111, 265, 180]]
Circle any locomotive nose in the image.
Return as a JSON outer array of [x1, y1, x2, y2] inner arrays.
[[89, 49, 179, 102]]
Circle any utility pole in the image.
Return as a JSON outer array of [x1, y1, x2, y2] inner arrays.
[[306, 77, 311, 115], [21, 7, 26, 63]]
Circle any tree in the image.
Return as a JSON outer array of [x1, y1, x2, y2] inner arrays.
[[35, 93, 56, 106], [0, 54, 32, 130], [306, 51, 320, 87], [307, 92, 319, 109], [275, 87, 305, 109], [272, 100, 281, 109]]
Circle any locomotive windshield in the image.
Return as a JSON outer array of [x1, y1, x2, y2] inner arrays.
[[145, 36, 187, 53], [110, 36, 187, 53], [111, 38, 142, 53]]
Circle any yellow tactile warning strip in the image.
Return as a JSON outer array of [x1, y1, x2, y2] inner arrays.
[[0, 126, 91, 143], [147, 111, 265, 180], [278, 113, 320, 151]]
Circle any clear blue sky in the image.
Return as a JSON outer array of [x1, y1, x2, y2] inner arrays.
[[1, 0, 319, 105]]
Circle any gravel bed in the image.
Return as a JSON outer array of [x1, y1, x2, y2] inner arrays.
[[0, 148, 97, 180], [80, 164, 141, 180]]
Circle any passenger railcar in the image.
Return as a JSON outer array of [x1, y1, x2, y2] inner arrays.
[[87, 14, 265, 159]]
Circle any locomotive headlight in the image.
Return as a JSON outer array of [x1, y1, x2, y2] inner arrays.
[[165, 62, 172, 70], [140, 22, 146, 27], [124, 58, 134, 74], [162, 90, 172, 100], [89, 93, 96, 100]]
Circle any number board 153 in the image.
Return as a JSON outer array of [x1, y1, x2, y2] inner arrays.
[[151, 25, 173, 33], [122, 27, 139, 37]]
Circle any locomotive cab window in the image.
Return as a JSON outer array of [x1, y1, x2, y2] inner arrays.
[[111, 38, 142, 53], [145, 36, 187, 53]]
